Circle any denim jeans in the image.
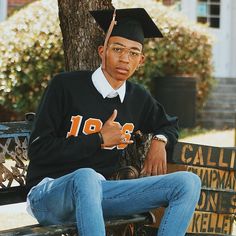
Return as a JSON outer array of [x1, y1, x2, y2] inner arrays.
[[28, 168, 201, 236]]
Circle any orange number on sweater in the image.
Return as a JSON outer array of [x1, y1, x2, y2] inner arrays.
[[117, 123, 134, 149], [104, 122, 134, 150], [67, 115, 134, 150], [83, 118, 103, 135], [66, 115, 82, 138]]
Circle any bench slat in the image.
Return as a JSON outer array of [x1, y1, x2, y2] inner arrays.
[[0, 213, 154, 236], [0, 186, 27, 205], [0, 121, 31, 137], [142, 226, 233, 236], [171, 142, 236, 171]]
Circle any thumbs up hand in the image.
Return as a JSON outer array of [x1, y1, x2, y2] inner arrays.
[[107, 109, 118, 123], [100, 109, 133, 148]]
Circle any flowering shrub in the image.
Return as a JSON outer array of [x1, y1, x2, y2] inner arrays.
[[0, 0, 64, 115], [113, 0, 214, 110]]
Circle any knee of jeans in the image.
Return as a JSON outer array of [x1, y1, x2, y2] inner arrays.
[[72, 168, 102, 192], [175, 171, 201, 196], [73, 168, 98, 182]]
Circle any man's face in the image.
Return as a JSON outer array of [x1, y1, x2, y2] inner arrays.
[[98, 36, 145, 86]]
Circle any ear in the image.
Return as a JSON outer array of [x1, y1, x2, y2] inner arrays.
[[138, 54, 145, 67], [98, 46, 104, 60]]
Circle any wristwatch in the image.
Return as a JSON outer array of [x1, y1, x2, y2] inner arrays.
[[152, 134, 168, 144]]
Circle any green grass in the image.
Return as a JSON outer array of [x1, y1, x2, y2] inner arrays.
[[179, 126, 210, 139]]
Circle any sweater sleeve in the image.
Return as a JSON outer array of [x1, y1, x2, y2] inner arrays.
[[28, 75, 101, 167], [140, 93, 179, 148]]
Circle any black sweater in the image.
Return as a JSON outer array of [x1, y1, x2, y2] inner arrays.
[[26, 71, 178, 187]]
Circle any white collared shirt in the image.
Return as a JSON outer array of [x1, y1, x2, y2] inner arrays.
[[92, 66, 126, 103]]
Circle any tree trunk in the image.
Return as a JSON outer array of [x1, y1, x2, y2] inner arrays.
[[57, 0, 113, 71]]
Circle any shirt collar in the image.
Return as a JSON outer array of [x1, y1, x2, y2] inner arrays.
[[92, 66, 126, 103]]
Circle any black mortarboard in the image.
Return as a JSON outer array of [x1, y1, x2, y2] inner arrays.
[[90, 8, 163, 45]]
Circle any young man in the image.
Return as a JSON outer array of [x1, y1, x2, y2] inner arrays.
[[26, 8, 201, 236]]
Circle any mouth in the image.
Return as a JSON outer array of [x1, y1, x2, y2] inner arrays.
[[116, 66, 129, 74]]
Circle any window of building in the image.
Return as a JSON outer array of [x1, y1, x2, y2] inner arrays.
[[197, 0, 221, 28], [161, 0, 181, 11]]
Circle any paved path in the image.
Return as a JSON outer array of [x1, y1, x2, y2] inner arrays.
[[0, 203, 37, 230], [180, 129, 235, 147]]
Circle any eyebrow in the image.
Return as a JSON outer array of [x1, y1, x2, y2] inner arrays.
[[112, 42, 142, 52]]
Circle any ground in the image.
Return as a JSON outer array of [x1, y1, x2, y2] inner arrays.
[[180, 128, 235, 147], [0, 128, 235, 233]]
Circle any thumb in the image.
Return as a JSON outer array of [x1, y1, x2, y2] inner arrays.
[[108, 109, 117, 122]]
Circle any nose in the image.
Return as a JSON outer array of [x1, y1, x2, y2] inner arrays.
[[119, 50, 130, 63]]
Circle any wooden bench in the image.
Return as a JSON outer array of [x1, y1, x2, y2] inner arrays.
[[0, 114, 235, 235]]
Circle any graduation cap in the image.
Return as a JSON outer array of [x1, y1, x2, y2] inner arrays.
[[90, 8, 163, 69], [90, 8, 163, 44]]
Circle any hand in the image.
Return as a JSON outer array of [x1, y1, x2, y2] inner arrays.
[[141, 140, 167, 176], [100, 109, 133, 148]]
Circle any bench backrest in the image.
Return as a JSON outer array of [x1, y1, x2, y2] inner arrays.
[[0, 119, 32, 204]]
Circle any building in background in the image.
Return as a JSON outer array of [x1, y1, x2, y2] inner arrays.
[[0, 0, 35, 21], [161, 0, 236, 128], [0, 0, 7, 21], [181, 0, 236, 128], [162, 0, 236, 79], [181, 0, 236, 79]]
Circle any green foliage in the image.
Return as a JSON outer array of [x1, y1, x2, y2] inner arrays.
[[113, 0, 214, 110], [179, 126, 209, 139], [0, 0, 64, 114]]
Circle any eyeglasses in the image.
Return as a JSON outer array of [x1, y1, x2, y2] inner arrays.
[[108, 43, 142, 60]]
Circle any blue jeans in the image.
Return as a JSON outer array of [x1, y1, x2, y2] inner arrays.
[[28, 168, 201, 236]]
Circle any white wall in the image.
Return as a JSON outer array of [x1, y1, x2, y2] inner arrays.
[[181, 0, 235, 78], [209, 0, 231, 77], [180, 0, 197, 21], [230, 0, 236, 77], [0, 0, 7, 22]]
